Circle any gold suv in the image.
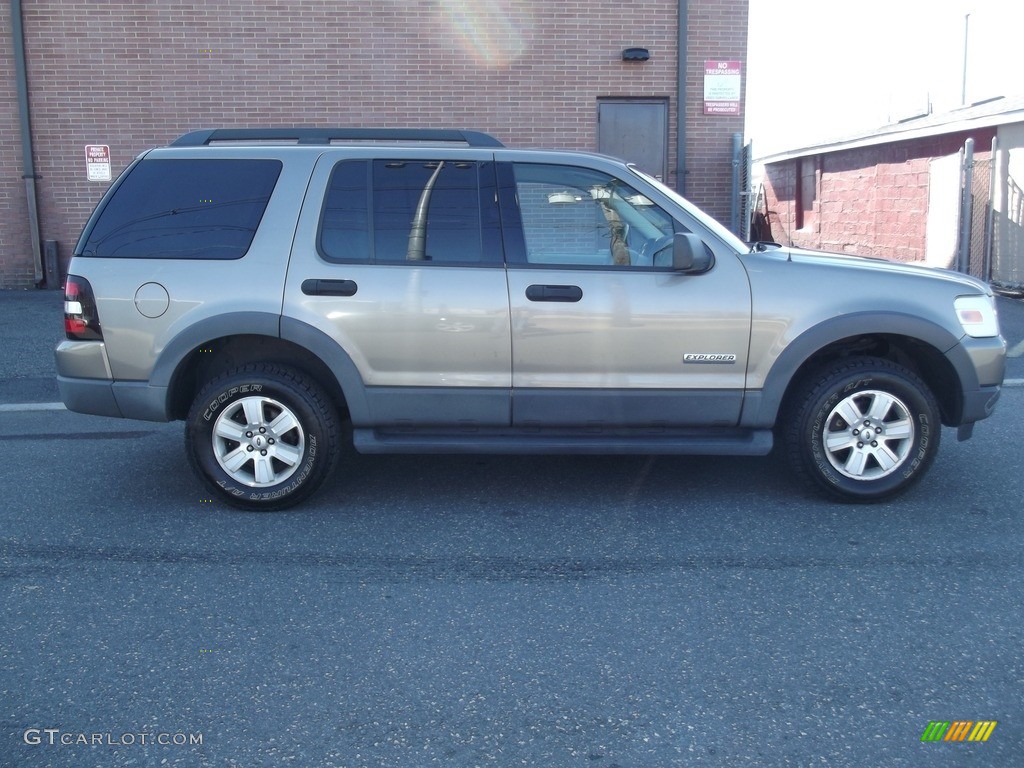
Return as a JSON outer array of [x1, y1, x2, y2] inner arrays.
[[56, 129, 1005, 509]]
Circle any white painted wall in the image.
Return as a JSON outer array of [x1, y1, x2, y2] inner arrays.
[[994, 123, 1024, 286], [924, 153, 961, 269]]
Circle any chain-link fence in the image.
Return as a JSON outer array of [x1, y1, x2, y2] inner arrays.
[[730, 133, 754, 240], [959, 136, 1024, 291], [964, 147, 992, 279]]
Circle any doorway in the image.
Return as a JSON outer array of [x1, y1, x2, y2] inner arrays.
[[597, 98, 669, 182]]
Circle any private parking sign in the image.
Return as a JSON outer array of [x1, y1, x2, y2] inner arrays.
[[85, 144, 111, 181]]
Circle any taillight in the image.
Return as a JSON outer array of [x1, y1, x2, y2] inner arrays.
[[64, 276, 103, 341]]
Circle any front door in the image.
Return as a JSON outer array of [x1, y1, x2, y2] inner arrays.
[[499, 161, 751, 428]]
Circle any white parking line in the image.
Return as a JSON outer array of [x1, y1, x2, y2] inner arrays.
[[1008, 338, 1024, 358], [0, 402, 67, 412]]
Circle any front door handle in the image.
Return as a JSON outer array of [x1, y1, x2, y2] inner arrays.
[[525, 284, 583, 302], [301, 279, 358, 297]]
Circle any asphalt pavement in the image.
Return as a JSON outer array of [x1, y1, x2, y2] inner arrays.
[[0, 288, 65, 405], [2, 285, 1024, 767]]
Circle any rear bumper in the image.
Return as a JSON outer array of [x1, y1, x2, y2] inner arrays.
[[57, 376, 170, 422], [57, 375, 122, 417], [56, 340, 171, 421]]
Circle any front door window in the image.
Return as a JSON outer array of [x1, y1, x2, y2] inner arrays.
[[510, 164, 679, 268]]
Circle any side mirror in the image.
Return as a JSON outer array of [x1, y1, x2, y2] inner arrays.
[[672, 233, 715, 273]]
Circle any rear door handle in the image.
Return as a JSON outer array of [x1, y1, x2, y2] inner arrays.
[[301, 279, 358, 297], [525, 284, 583, 302]]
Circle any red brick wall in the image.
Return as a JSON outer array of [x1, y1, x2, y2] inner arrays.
[[762, 129, 997, 261], [0, 0, 747, 287]]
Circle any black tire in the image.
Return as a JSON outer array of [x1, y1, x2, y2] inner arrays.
[[782, 357, 941, 502], [185, 363, 340, 510]]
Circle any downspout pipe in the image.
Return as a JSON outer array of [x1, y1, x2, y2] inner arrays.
[[730, 132, 741, 235], [675, 0, 688, 195], [11, 0, 44, 286]]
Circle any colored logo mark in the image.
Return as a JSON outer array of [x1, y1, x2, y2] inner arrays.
[[921, 721, 997, 742]]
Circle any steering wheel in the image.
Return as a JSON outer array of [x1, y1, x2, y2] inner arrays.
[[639, 234, 674, 265]]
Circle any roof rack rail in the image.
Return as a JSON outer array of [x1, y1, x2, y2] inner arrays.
[[171, 128, 505, 148]]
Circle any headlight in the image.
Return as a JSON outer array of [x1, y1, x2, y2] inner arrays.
[[954, 295, 999, 338]]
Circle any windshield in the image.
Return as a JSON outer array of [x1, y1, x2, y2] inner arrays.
[[628, 167, 750, 253]]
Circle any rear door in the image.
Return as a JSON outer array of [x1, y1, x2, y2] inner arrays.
[[284, 149, 512, 427]]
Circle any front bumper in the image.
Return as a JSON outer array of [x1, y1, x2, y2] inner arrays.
[[961, 382, 1002, 424], [949, 334, 1005, 439]]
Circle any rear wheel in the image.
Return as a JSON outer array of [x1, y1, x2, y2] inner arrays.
[[185, 363, 339, 510], [782, 358, 941, 502]]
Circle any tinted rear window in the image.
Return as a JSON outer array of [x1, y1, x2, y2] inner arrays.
[[319, 159, 491, 264], [80, 158, 282, 259]]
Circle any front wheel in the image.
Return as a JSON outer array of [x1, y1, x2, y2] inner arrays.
[[782, 358, 941, 502], [185, 363, 340, 510]]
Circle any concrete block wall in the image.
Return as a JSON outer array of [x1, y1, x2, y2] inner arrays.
[[762, 129, 997, 261]]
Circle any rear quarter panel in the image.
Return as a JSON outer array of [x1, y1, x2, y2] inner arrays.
[[68, 147, 320, 381]]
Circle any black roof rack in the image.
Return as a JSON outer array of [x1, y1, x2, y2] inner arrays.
[[171, 128, 505, 148]]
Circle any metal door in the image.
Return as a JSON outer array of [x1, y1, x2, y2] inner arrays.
[[597, 99, 669, 181]]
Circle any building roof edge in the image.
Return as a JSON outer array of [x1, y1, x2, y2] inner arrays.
[[756, 95, 1024, 165]]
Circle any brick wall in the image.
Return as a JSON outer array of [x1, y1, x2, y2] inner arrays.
[[0, 0, 747, 287], [763, 129, 997, 261], [684, 0, 747, 223]]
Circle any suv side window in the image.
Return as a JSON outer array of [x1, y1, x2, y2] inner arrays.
[[319, 159, 501, 264], [80, 158, 282, 259], [319, 161, 371, 261], [507, 163, 679, 268]]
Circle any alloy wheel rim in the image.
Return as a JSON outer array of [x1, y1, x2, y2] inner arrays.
[[211, 396, 305, 487], [821, 389, 915, 480]]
